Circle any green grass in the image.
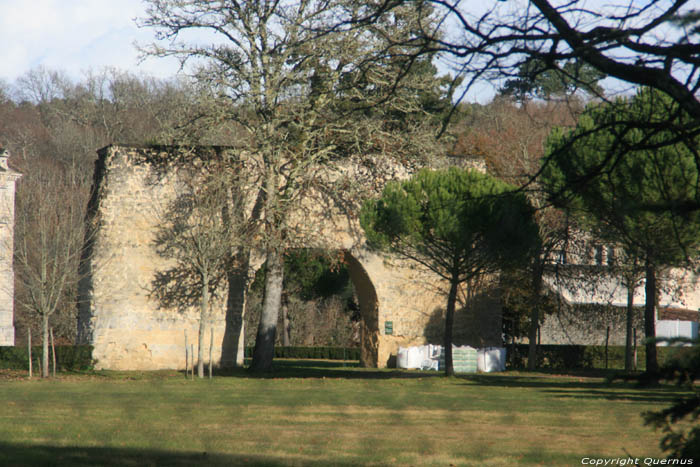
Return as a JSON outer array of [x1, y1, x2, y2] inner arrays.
[[0, 360, 690, 466]]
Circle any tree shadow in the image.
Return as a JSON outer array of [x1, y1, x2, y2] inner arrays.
[[424, 288, 503, 348], [542, 388, 692, 403], [213, 359, 445, 380], [455, 373, 691, 403], [0, 442, 360, 467]]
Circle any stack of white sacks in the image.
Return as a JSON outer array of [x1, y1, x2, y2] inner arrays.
[[397, 344, 506, 372]]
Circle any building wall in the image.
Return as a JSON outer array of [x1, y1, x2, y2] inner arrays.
[[538, 304, 645, 346], [0, 151, 20, 346]]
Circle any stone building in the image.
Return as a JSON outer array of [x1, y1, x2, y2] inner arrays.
[[539, 239, 700, 346], [77, 145, 502, 370], [0, 149, 21, 346]]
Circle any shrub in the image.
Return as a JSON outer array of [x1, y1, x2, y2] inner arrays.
[[506, 343, 681, 371], [244, 346, 359, 361], [0, 345, 95, 371]]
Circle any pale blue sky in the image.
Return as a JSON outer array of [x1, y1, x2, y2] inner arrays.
[[0, 0, 499, 102], [0, 0, 180, 83], [1, 0, 672, 103]]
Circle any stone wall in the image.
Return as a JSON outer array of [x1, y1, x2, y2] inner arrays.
[[78, 145, 502, 369], [0, 150, 20, 346], [537, 304, 645, 346]]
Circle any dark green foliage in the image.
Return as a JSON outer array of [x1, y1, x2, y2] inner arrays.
[[542, 88, 700, 262], [361, 168, 540, 282], [500, 59, 606, 100], [507, 344, 682, 371], [246, 250, 359, 348], [542, 87, 700, 374], [283, 250, 351, 301], [252, 249, 352, 302], [500, 269, 559, 342], [644, 340, 700, 460], [0, 345, 94, 371], [244, 346, 360, 361]]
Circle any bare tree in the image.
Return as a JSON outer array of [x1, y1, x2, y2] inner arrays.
[[12, 157, 90, 377], [139, 0, 448, 372], [151, 150, 253, 378], [354, 1, 700, 214], [364, 1, 699, 115], [0, 67, 213, 349]]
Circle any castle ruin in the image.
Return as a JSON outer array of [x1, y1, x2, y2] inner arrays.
[[77, 145, 502, 369]]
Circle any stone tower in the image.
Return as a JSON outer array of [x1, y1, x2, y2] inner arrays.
[[0, 149, 21, 346]]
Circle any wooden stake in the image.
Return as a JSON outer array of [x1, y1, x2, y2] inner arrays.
[[191, 344, 195, 379], [633, 328, 638, 371], [605, 326, 610, 369], [184, 330, 189, 378], [50, 327, 56, 378], [209, 327, 213, 380], [28, 328, 32, 379]]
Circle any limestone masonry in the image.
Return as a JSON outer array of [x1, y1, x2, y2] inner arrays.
[[0, 149, 20, 346], [77, 145, 502, 370]]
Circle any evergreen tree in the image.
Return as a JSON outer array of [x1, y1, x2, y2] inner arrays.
[[542, 88, 700, 375], [361, 168, 539, 375]]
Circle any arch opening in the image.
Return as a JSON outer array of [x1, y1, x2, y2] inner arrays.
[[242, 248, 380, 367]]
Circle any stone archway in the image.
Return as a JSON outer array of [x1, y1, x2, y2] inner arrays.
[[342, 251, 379, 367], [77, 144, 492, 370]]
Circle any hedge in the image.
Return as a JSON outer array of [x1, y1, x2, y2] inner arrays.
[[0, 345, 95, 371], [244, 346, 360, 361], [506, 343, 691, 371]]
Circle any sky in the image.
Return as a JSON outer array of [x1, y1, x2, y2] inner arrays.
[[0, 0, 669, 103], [0, 0, 503, 102], [0, 0, 181, 84]]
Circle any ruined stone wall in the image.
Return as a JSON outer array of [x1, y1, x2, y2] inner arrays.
[[78, 145, 245, 369], [79, 145, 501, 369]]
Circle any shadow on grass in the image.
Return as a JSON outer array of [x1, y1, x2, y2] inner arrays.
[[214, 359, 639, 384], [541, 388, 691, 403], [455, 373, 690, 403], [0, 442, 357, 467], [216, 359, 447, 380], [217, 360, 676, 395]]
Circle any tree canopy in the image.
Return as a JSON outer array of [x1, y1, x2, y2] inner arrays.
[[543, 88, 700, 265], [541, 87, 700, 373]]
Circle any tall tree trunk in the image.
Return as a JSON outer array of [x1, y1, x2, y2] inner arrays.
[[625, 283, 635, 372], [443, 275, 459, 377], [42, 314, 49, 378], [527, 260, 544, 371], [198, 275, 209, 379], [250, 249, 284, 372], [644, 259, 659, 374]]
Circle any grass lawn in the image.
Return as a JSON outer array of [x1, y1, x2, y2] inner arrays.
[[0, 360, 690, 466]]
